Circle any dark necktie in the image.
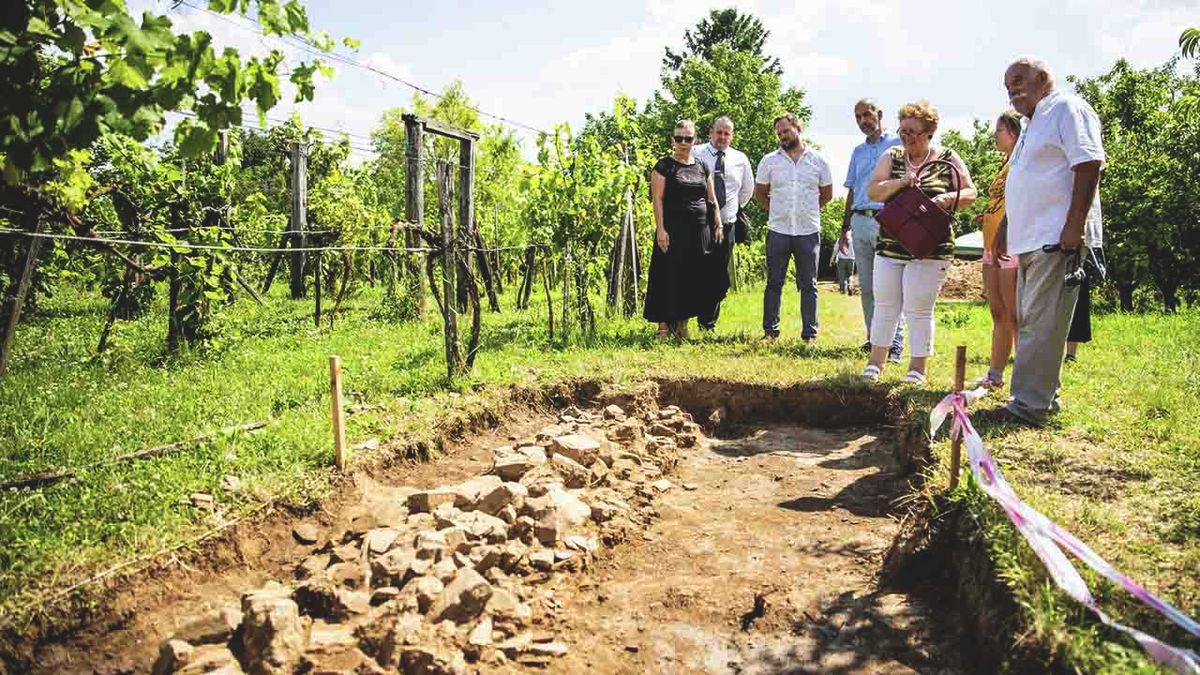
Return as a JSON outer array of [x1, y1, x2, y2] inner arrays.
[[713, 149, 727, 210]]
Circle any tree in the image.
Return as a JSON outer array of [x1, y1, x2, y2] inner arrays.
[[663, 8, 781, 75], [1071, 59, 1200, 311], [0, 0, 342, 373], [940, 119, 1004, 234], [1178, 27, 1200, 120], [646, 44, 808, 170]]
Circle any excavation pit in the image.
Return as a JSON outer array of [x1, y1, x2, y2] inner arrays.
[[6, 379, 975, 674]]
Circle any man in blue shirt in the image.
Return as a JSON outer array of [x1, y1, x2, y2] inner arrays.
[[839, 99, 904, 360]]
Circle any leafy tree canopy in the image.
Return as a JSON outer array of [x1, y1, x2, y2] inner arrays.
[[647, 44, 808, 165], [663, 8, 781, 75], [0, 0, 348, 183]]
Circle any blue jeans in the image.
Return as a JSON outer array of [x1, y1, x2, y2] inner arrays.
[[850, 213, 904, 354], [763, 230, 819, 339]]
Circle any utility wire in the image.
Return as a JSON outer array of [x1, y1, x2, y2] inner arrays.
[[173, 0, 550, 136]]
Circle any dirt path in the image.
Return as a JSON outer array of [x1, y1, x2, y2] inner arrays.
[[541, 426, 963, 674]]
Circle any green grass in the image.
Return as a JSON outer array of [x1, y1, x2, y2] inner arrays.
[[0, 277, 1197, 672]]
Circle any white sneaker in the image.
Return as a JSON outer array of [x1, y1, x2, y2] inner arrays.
[[860, 364, 881, 382]]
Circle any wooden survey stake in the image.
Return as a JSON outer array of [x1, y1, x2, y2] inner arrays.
[[330, 355, 346, 470], [949, 345, 966, 490]]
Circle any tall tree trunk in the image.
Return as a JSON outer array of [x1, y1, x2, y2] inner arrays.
[[1117, 281, 1135, 312]]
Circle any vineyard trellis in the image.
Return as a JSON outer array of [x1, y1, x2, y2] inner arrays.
[[0, 109, 620, 384]]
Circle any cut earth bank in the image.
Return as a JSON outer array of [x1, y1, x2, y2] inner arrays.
[[6, 379, 1041, 674]]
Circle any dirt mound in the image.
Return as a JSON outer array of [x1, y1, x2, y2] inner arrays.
[[940, 259, 984, 301]]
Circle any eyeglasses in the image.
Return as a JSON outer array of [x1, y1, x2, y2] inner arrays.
[[672, 135, 694, 143]]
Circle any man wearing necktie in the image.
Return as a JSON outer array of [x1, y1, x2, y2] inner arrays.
[[694, 116, 755, 330]]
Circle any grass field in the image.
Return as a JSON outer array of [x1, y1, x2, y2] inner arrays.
[[1, 277, 1197, 672]]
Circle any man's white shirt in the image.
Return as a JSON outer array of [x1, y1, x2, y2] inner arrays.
[[755, 147, 833, 236], [694, 142, 754, 224], [1005, 89, 1106, 255]]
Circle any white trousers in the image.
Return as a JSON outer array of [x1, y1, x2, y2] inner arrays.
[[869, 255, 950, 358]]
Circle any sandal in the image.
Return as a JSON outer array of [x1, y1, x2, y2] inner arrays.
[[655, 326, 670, 342], [972, 374, 1004, 391], [901, 370, 927, 385], [860, 364, 882, 382]]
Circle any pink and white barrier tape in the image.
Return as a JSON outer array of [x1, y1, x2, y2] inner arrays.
[[932, 391, 1200, 674]]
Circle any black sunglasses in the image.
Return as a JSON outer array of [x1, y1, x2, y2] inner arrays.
[[672, 135, 694, 143]]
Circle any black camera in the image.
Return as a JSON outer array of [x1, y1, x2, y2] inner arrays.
[[1064, 246, 1106, 287]]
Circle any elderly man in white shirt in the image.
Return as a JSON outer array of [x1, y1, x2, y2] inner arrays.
[[754, 113, 833, 342], [993, 57, 1105, 426], [694, 116, 755, 330]]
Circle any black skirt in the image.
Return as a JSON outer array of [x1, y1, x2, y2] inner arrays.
[[644, 156, 712, 323], [1067, 276, 1091, 343]]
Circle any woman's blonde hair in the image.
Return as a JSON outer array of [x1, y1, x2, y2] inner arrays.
[[997, 109, 1022, 139], [897, 100, 939, 135], [674, 119, 696, 133]]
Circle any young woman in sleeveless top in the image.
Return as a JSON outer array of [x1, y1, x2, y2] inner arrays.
[[861, 101, 977, 385], [973, 110, 1022, 390]]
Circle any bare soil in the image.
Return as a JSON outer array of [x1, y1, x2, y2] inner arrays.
[[540, 425, 963, 674], [940, 260, 984, 302], [10, 390, 964, 675]]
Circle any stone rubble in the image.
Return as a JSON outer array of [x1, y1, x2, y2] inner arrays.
[[152, 401, 698, 674]]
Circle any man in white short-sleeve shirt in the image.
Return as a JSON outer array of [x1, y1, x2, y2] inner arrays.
[[754, 113, 833, 341], [994, 57, 1104, 426]]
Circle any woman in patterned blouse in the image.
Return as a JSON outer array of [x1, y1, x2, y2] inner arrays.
[[861, 100, 977, 385]]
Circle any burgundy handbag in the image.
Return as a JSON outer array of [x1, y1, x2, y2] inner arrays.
[[875, 159, 963, 259]]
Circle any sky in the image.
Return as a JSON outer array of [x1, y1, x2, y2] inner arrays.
[[134, 0, 1196, 195]]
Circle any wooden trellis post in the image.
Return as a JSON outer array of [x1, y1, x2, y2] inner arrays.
[[404, 115, 479, 381], [437, 161, 461, 379], [403, 115, 426, 317], [289, 142, 308, 300]]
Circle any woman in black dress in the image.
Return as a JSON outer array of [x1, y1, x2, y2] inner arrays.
[[644, 119, 723, 339]]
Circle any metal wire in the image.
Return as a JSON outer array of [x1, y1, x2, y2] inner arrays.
[[0, 227, 437, 254], [174, 0, 549, 136]]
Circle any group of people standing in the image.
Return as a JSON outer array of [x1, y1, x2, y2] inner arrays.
[[644, 56, 1104, 426], [644, 112, 833, 342]]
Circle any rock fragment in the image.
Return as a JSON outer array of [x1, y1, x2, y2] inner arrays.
[[363, 527, 400, 554], [549, 454, 590, 488], [152, 639, 193, 675], [549, 434, 600, 465], [292, 523, 321, 546], [176, 644, 243, 674], [430, 568, 493, 624], [407, 489, 459, 514], [476, 481, 527, 516], [240, 586, 309, 674], [172, 606, 241, 645]]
